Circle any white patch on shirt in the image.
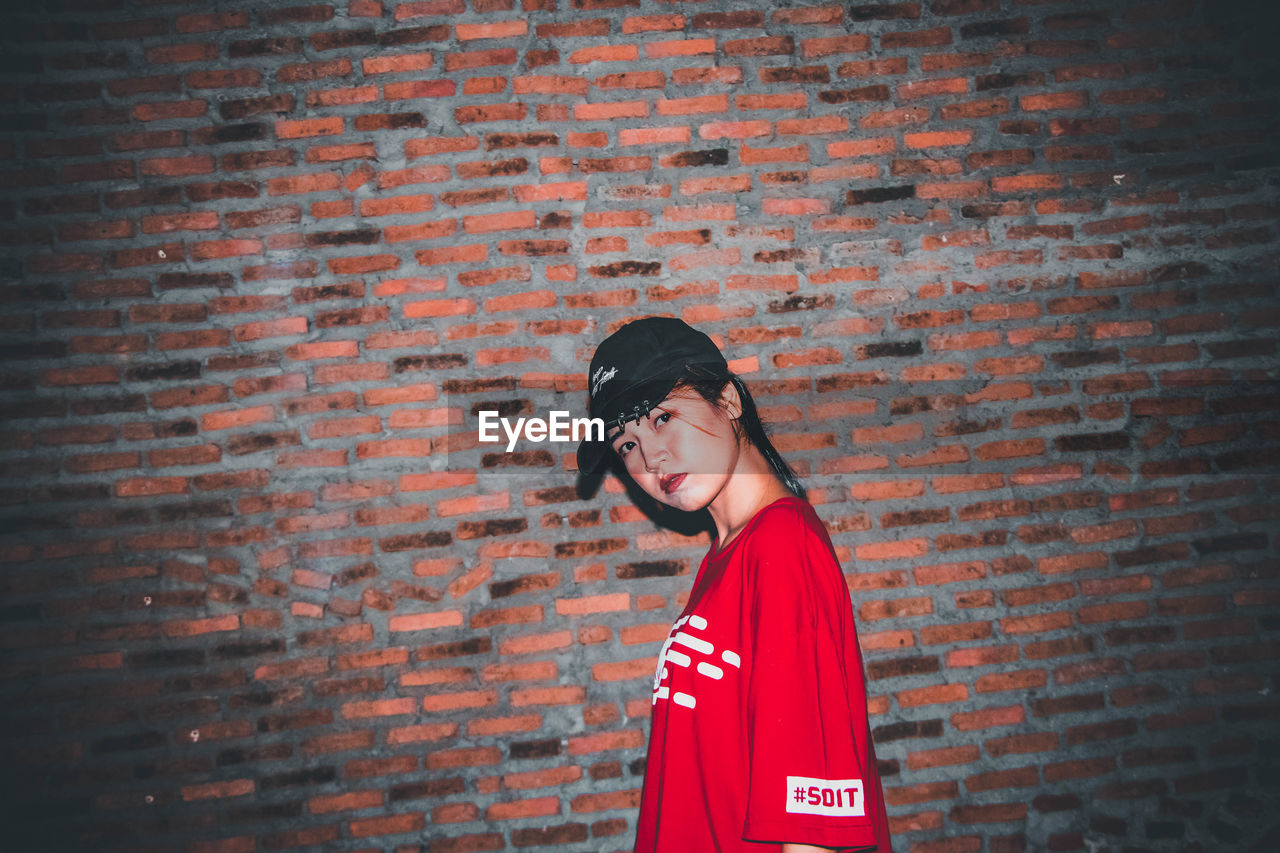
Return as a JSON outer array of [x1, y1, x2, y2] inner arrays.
[[785, 776, 865, 817], [673, 631, 712, 655], [650, 613, 740, 710], [696, 662, 723, 679]]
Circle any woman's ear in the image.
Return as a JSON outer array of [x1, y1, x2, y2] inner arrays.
[[718, 381, 744, 420]]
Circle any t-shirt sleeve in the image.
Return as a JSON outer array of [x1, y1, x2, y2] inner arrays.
[[740, 505, 886, 851]]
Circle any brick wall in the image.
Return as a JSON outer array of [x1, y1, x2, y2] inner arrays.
[[2, 0, 1278, 850]]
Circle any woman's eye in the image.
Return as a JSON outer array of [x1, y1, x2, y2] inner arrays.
[[612, 412, 667, 458]]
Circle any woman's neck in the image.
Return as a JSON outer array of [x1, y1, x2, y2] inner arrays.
[[706, 444, 794, 552]]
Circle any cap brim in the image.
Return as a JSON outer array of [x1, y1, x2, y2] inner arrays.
[[576, 374, 684, 475], [576, 435, 609, 477]]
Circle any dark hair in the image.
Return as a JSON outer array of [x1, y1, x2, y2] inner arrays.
[[667, 363, 807, 500]]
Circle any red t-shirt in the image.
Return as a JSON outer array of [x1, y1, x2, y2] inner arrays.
[[634, 495, 892, 852]]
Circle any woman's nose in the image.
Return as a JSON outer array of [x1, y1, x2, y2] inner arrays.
[[640, 436, 668, 473]]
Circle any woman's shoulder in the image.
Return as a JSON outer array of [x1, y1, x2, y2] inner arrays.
[[743, 496, 849, 619], [743, 495, 838, 561], [750, 494, 823, 537]]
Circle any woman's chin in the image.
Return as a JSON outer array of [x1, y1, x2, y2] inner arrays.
[[656, 488, 709, 514], [654, 494, 684, 511]]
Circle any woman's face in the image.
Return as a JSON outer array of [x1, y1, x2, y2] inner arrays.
[[606, 385, 742, 513]]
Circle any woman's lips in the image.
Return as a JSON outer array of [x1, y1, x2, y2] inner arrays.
[[661, 473, 686, 494]]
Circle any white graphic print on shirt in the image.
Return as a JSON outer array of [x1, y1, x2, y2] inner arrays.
[[650, 613, 742, 709]]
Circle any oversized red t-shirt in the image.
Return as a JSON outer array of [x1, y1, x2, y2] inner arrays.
[[634, 495, 892, 852]]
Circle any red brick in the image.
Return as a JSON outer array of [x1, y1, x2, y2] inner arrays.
[[645, 38, 716, 58], [273, 116, 343, 137], [456, 20, 527, 41], [363, 52, 434, 75]]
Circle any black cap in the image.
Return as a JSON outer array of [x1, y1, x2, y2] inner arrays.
[[576, 317, 728, 475]]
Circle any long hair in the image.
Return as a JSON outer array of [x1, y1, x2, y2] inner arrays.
[[669, 363, 807, 500]]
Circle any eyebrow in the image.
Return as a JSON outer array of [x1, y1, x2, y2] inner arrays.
[[606, 415, 643, 446]]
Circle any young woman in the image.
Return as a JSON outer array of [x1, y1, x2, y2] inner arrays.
[[577, 317, 893, 853]]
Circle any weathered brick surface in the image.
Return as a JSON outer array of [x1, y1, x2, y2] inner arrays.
[[1, 1, 1278, 851]]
